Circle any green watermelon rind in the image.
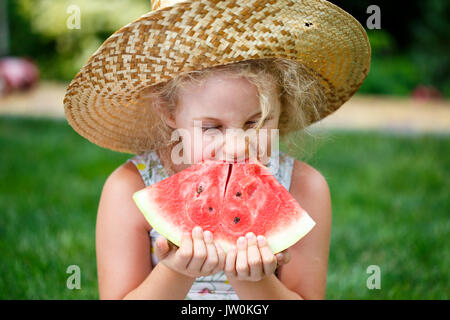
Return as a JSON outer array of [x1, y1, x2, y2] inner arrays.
[[213, 209, 316, 254], [133, 188, 183, 248], [266, 209, 316, 254]]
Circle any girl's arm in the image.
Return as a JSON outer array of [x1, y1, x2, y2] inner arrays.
[[122, 263, 196, 300], [96, 162, 194, 299], [278, 161, 332, 300]]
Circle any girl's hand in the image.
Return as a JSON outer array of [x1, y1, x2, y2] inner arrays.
[[154, 226, 226, 279], [224, 232, 290, 282]]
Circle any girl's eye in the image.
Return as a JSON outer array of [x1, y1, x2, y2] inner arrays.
[[201, 118, 272, 132], [201, 126, 221, 132], [246, 118, 271, 128]]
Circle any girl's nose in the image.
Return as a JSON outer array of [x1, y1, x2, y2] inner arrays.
[[221, 129, 249, 163]]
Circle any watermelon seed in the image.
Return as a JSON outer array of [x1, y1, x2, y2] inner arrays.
[[197, 185, 203, 194], [208, 207, 213, 212], [234, 217, 240, 224], [236, 191, 242, 197]]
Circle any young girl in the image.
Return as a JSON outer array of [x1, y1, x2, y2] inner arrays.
[[64, 0, 371, 300]]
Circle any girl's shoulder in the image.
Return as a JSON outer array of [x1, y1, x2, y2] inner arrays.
[[290, 157, 329, 199], [289, 157, 331, 227], [98, 159, 152, 232], [106, 158, 146, 191], [275, 151, 329, 197]]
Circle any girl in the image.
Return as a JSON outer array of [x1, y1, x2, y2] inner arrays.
[[64, 0, 371, 300]]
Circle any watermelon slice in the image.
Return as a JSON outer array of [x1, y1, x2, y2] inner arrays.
[[132, 159, 315, 253]]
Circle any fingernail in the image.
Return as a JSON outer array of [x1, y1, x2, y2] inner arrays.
[[245, 232, 255, 241], [204, 230, 213, 241], [193, 226, 202, 235], [237, 236, 246, 247], [257, 235, 265, 246]]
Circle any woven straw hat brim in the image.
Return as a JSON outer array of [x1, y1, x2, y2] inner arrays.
[[64, 0, 371, 154]]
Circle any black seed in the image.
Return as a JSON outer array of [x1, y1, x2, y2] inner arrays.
[[208, 207, 213, 212], [234, 217, 240, 224], [197, 185, 203, 194], [236, 191, 242, 197], [305, 22, 312, 27]]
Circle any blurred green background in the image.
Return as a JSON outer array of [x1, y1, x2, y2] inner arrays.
[[1, 117, 448, 299], [0, 0, 449, 299]]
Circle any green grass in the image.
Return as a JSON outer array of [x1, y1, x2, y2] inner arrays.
[[0, 116, 448, 299]]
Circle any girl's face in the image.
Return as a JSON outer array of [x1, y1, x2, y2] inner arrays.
[[165, 73, 281, 167]]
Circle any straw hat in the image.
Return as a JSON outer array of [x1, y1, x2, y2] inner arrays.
[[64, 0, 371, 154]]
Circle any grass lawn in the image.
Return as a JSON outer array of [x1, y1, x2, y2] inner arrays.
[[0, 116, 448, 299]]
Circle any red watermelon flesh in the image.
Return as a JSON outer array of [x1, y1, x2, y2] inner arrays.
[[133, 159, 315, 253]]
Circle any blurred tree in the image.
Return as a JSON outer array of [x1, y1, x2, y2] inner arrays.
[[329, 0, 422, 51], [8, 0, 149, 81], [358, 30, 420, 96], [331, 0, 449, 97], [409, 0, 450, 96], [0, 0, 10, 56]]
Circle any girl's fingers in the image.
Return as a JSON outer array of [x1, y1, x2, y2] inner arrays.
[[275, 253, 283, 266], [174, 231, 193, 269], [236, 236, 249, 278], [154, 236, 171, 260], [275, 250, 291, 266], [212, 242, 226, 274], [285, 250, 291, 264], [246, 232, 263, 277], [186, 226, 207, 272], [257, 235, 277, 276], [200, 230, 219, 273], [224, 245, 237, 277]]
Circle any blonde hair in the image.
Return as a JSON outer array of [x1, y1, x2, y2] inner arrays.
[[141, 58, 330, 161]]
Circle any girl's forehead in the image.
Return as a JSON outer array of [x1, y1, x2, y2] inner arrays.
[[176, 74, 263, 118]]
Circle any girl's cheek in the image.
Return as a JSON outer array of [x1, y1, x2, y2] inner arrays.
[[243, 134, 273, 163], [185, 132, 203, 164], [201, 135, 220, 161], [174, 128, 196, 165], [187, 129, 213, 164]]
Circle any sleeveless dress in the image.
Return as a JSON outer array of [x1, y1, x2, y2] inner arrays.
[[127, 150, 295, 300]]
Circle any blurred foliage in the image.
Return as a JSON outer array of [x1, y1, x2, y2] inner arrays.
[[331, 0, 450, 98], [5, 0, 450, 97], [409, 0, 450, 97], [357, 30, 421, 96], [8, 0, 149, 81]]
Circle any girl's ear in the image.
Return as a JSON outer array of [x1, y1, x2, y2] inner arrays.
[[158, 106, 177, 129], [163, 113, 177, 129]]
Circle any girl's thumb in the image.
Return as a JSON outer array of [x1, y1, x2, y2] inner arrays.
[[154, 236, 171, 259]]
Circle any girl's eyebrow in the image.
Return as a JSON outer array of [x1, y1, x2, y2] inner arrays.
[[191, 111, 268, 122], [191, 117, 222, 121]]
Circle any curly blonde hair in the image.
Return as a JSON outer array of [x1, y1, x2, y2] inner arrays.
[[141, 58, 330, 161]]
